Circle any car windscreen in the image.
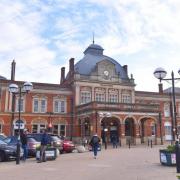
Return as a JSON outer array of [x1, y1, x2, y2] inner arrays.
[[27, 137, 38, 142], [0, 139, 7, 145], [51, 136, 60, 141]]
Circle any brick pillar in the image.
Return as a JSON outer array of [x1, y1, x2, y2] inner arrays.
[[121, 124, 126, 146]]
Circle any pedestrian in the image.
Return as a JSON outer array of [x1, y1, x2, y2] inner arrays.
[[111, 135, 118, 148], [20, 129, 28, 161], [38, 129, 49, 163], [83, 137, 87, 147], [89, 133, 100, 159]]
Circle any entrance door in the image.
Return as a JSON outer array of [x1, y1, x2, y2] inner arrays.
[[125, 118, 135, 144], [101, 118, 120, 143]]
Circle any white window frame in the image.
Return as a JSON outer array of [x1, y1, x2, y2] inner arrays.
[[109, 94, 118, 103], [32, 123, 46, 133], [16, 98, 24, 112], [33, 98, 47, 113], [164, 103, 170, 117], [53, 99, 66, 113], [122, 94, 131, 103], [95, 93, 105, 102], [81, 91, 91, 104], [52, 124, 66, 136]]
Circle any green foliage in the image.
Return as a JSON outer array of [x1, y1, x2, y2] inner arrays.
[[36, 144, 51, 151], [166, 145, 175, 153]]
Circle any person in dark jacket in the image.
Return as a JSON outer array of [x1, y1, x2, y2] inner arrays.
[[20, 129, 28, 161], [38, 129, 49, 163], [89, 134, 100, 159]]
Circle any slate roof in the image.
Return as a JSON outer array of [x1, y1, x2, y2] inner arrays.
[[74, 44, 128, 79]]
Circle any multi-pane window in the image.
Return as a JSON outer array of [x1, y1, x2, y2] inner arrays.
[[54, 99, 66, 113], [122, 94, 131, 103], [33, 99, 39, 112], [41, 99, 46, 113], [164, 103, 170, 117], [164, 122, 172, 141], [32, 124, 46, 133], [33, 98, 47, 113], [81, 91, 91, 104], [53, 124, 66, 136], [95, 93, 105, 102], [109, 94, 118, 103], [16, 98, 24, 112]]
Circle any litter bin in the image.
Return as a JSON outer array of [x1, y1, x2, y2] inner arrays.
[[36, 147, 57, 161]]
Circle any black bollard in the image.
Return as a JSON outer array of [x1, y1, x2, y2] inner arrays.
[[128, 139, 130, 149], [150, 140, 153, 148], [148, 139, 149, 146], [175, 141, 180, 173], [105, 141, 107, 150]]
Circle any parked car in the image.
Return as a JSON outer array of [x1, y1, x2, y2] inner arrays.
[[27, 133, 63, 154], [0, 139, 23, 162], [27, 137, 40, 156], [62, 140, 75, 153], [3, 136, 40, 157]]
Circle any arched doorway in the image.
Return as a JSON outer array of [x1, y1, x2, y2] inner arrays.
[[140, 117, 157, 144], [125, 118, 135, 144], [101, 117, 120, 144]]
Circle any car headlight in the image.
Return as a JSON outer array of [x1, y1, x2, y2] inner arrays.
[[5, 149, 13, 152]]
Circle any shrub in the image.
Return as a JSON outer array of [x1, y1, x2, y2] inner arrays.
[[166, 145, 175, 153]]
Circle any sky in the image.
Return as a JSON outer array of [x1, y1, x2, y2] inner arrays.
[[0, 0, 180, 92]]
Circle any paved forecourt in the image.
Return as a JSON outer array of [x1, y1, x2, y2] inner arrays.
[[0, 145, 177, 180]]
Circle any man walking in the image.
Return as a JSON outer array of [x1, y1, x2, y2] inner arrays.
[[89, 133, 100, 159], [38, 129, 49, 163], [20, 129, 28, 161]]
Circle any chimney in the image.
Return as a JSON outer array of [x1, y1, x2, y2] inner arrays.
[[123, 65, 128, 75], [69, 58, 74, 75], [158, 83, 163, 94], [60, 67, 65, 84], [11, 60, 16, 81]]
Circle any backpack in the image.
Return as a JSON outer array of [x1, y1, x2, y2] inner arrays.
[[92, 136, 99, 144]]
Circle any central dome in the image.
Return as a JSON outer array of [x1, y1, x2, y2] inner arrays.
[[84, 43, 104, 55], [75, 43, 129, 79]]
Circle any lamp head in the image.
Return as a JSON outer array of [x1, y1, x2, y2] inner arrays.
[[153, 67, 167, 80], [9, 83, 18, 93]]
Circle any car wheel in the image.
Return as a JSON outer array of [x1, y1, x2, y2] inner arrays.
[[0, 152, 5, 162]]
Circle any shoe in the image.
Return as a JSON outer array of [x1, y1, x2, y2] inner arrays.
[[94, 156, 96, 159]]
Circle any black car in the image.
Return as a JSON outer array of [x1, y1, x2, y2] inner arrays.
[[0, 139, 23, 162], [27, 133, 63, 154], [4, 136, 40, 157]]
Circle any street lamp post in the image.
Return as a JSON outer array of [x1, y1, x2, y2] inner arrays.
[[154, 68, 180, 141], [99, 112, 111, 150], [9, 82, 33, 165]]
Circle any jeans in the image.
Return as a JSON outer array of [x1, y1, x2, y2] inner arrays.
[[93, 144, 98, 157], [22, 144, 28, 161], [40, 145, 47, 162]]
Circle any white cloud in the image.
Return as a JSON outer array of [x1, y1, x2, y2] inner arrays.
[[1, 0, 180, 91]]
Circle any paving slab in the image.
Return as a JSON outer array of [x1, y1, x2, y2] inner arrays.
[[0, 145, 178, 180]]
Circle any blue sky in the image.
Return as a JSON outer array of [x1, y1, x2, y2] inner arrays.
[[1, 0, 180, 92]]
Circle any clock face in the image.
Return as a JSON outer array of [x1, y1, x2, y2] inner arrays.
[[104, 70, 109, 76]]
